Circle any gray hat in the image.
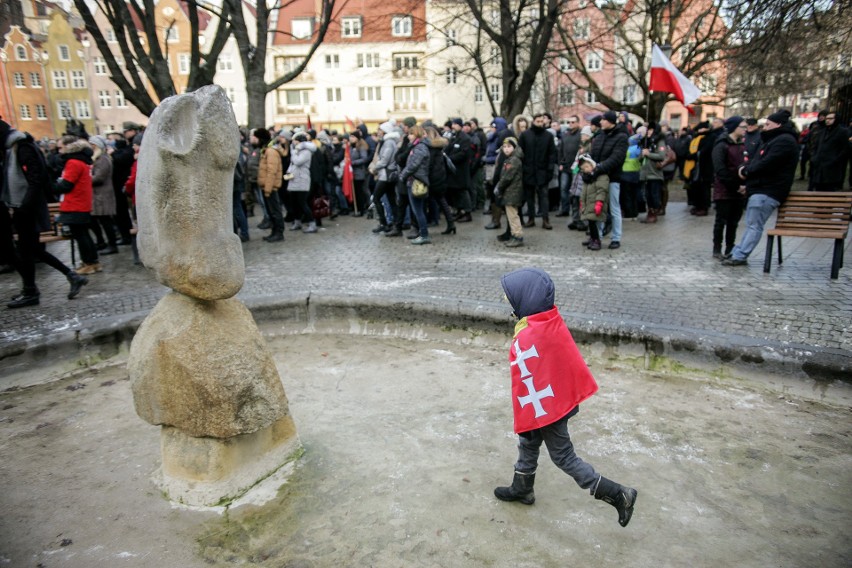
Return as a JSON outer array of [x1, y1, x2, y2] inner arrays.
[[88, 135, 107, 150], [277, 129, 293, 141]]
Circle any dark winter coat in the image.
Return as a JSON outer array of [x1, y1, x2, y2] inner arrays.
[[1, 129, 51, 231], [741, 123, 799, 203], [558, 128, 582, 168], [810, 124, 851, 186], [519, 125, 556, 187], [399, 138, 431, 186], [695, 131, 716, 183], [485, 118, 510, 165], [90, 152, 116, 216], [580, 174, 609, 222], [495, 146, 525, 207], [743, 129, 761, 159], [425, 136, 449, 196], [445, 130, 472, 188], [712, 135, 746, 201], [589, 126, 628, 182]]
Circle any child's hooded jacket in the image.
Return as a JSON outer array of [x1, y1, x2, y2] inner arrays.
[[501, 268, 599, 434]]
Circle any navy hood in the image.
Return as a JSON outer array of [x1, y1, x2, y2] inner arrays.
[[491, 117, 508, 131], [500, 267, 555, 318]]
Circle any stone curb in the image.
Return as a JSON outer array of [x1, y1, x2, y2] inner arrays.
[[1, 292, 850, 386]]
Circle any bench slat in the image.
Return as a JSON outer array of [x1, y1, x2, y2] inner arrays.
[[768, 229, 847, 239]]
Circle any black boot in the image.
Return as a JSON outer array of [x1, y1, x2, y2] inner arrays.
[[593, 475, 637, 527], [67, 272, 88, 299], [494, 470, 536, 505], [8, 289, 40, 309], [497, 226, 512, 242]]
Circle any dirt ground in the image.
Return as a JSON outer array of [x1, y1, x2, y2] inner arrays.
[[1, 321, 851, 568]]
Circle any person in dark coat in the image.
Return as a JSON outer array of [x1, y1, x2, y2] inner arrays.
[[485, 117, 511, 230], [518, 113, 557, 229], [424, 126, 455, 236], [588, 111, 628, 248], [690, 121, 717, 216], [445, 118, 473, 222], [399, 124, 432, 245], [722, 110, 799, 266], [809, 111, 851, 191], [711, 117, 747, 258], [557, 116, 582, 217], [743, 118, 761, 159], [1, 120, 87, 308]]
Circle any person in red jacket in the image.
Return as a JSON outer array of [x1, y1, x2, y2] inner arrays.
[[56, 135, 100, 274], [494, 267, 638, 527]]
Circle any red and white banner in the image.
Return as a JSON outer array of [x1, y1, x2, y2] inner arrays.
[[649, 44, 702, 106], [509, 307, 599, 433]]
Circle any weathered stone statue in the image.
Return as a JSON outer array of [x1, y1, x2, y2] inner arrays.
[[128, 86, 299, 507]]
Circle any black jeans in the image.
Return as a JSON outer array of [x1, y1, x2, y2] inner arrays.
[[713, 199, 745, 253], [90, 215, 117, 247], [68, 222, 99, 264], [263, 190, 285, 234], [523, 184, 549, 221], [11, 210, 72, 292], [644, 179, 663, 210], [373, 180, 398, 227], [291, 191, 313, 223]]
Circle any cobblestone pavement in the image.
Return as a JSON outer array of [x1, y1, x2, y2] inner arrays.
[[2, 191, 851, 356]]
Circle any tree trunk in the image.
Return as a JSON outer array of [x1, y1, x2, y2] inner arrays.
[[246, 73, 268, 130]]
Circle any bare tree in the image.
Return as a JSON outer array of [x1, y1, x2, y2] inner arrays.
[[73, 0, 232, 116], [223, 0, 336, 129]]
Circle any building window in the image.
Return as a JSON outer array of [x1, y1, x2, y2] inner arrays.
[[446, 29, 457, 47], [36, 104, 47, 119], [58, 44, 70, 61], [622, 53, 638, 71], [559, 56, 574, 72], [490, 83, 501, 102], [341, 16, 361, 38], [217, 55, 233, 71], [275, 56, 304, 75], [71, 70, 86, 89], [57, 100, 73, 119], [391, 15, 412, 37], [394, 86, 421, 104], [15, 45, 28, 60], [226, 87, 236, 103], [357, 53, 380, 68], [358, 86, 381, 101], [165, 26, 179, 43], [558, 85, 574, 105], [52, 70, 68, 89], [586, 90, 597, 104], [13, 72, 25, 87], [490, 45, 499, 62], [178, 53, 191, 75], [76, 100, 91, 119], [93, 56, 107, 75], [698, 74, 717, 95], [622, 84, 637, 104], [115, 90, 127, 108], [474, 85, 483, 103], [107, 29, 117, 43], [98, 90, 112, 108], [292, 18, 313, 40], [281, 89, 310, 106], [327, 87, 342, 102], [586, 51, 603, 72], [20, 105, 32, 120], [394, 54, 419, 70], [574, 18, 590, 39], [446, 67, 458, 84], [325, 54, 339, 68]]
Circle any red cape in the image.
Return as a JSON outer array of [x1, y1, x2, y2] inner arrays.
[[509, 307, 598, 433]]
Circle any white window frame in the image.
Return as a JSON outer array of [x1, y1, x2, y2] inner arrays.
[[394, 86, 420, 104], [282, 89, 310, 106], [490, 83, 501, 102], [292, 18, 313, 40], [622, 84, 637, 104], [394, 54, 419, 70], [57, 100, 73, 119], [446, 29, 457, 47], [115, 89, 127, 108], [446, 67, 458, 84], [58, 44, 70, 61], [98, 90, 112, 108], [107, 29, 117, 43], [36, 104, 47, 120], [165, 26, 179, 43], [341, 16, 362, 38], [327, 87, 342, 102], [178, 53, 191, 75], [71, 69, 86, 89], [76, 100, 91, 119], [20, 104, 32, 120], [559, 56, 574, 72], [93, 56, 107, 75], [13, 72, 25, 87], [217, 54, 233, 71], [15, 44, 28, 60], [558, 84, 574, 105], [52, 70, 68, 89], [586, 51, 603, 72], [226, 87, 236, 103], [586, 90, 597, 104], [325, 53, 340, 68], [391, 15, 412, 37], [358, 86, 381, 101], [474, 84, 483, 103], [574, 18, 590, 40], [357, 53, 380, 68]]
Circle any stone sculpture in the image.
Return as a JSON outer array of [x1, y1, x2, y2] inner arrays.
[[128, 86, 299, 507]]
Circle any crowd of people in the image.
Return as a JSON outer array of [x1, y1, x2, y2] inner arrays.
[[1, 104, 850, 309]]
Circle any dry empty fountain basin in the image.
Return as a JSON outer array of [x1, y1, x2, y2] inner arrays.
[[1, 309, 850, 568]]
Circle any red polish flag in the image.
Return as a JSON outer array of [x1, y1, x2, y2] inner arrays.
[[509, 307, 599, 434], [342, 142, 354, 205], [649, 44, 702, 106]]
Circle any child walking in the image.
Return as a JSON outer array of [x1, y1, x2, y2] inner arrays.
[[494, 137, 525, 247], [578, 154, 609, 251], [494, 267, 638, 527]]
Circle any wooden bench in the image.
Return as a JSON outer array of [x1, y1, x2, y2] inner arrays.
[[42, 202, 77, 265], [763, 191, 852, 279]]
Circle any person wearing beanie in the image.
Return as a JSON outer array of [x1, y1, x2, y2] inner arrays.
[[1, 121, 88, 307], [711, 117, 747, 258], [744, 117, 761, 158], [586, 111, 627, 248], [446, 117, 474, 223], [518, 113, 557, 229], [88, 135, 119, 255], [722, 110, 799, 266], [254, 127, 287, 242], [809, 110, 850, 191], [590, 115, 602, 131]]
